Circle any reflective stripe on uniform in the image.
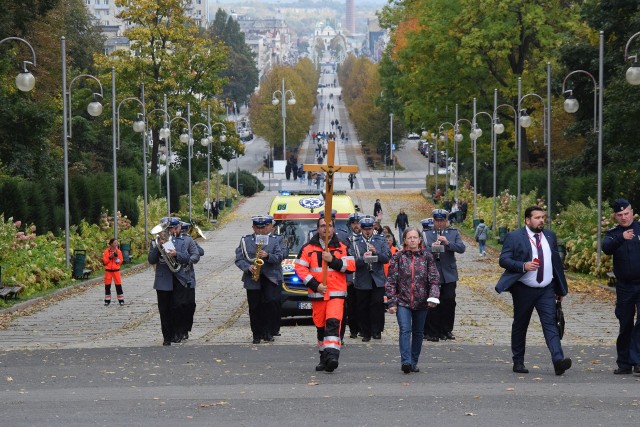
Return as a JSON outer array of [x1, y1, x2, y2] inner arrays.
[[302, 274, 315, 284], [323, 335, 342, 350], [308, 292, 324, 299], [295, 258, 310, 267], [328, 291, 347, 297], [317, 341, 324, 350], [311, 267, 340, 273], [341, 256, 354, 272]]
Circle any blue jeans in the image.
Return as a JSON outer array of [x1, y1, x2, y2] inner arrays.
[[479, 239, 486, 254], [396, 306, 428, 366]]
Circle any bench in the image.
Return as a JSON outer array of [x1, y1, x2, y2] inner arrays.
[[0, 285, 24, 300], [606, 272, 617, 287], [73, 269, 93, 280]]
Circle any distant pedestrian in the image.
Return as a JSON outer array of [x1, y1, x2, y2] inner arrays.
[[474, 219, 489, 256], [395, 208, 409, 239], [348, 173, 355, 189], [307, 171, 313, 187], [373, 199, 383, 220]]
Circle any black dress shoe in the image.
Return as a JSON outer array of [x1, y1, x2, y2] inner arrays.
[[443, 332, 455, 340], [263, 335, 274, 342], [614, 367, 632, 375], [513, 363, 529, 374], [349, 332, 358, 339], [252, 338, 261, 344], [372, 333, 381, 340], [410, 365, 420, 373], [362, 336, 371, 342], [272, 332, 281, 337], [325, 359, 339, 372], [553, 358, 572, 376], [181, 332, 189, 340], [401, 364, 412, 374], [425, 335, 439, 342], [635, 365, 640, 374], [162, 341, 171, 346], [171, 336, 182, 343]]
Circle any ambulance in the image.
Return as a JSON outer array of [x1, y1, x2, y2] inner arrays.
[[269, 190, 357, 317]]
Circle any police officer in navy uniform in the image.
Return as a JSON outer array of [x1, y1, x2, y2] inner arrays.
[[345, 212, 362, 339], [178, 222, 205, 341], [602, 198, 640, 375], [422, 209, 466, 341], [349, 215, 392, 341], [266, 216, 285, 337], [148, 217, 199, 346], [235, 215, 286, 344]]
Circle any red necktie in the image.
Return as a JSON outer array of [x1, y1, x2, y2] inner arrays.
[[535, 233, 544, 283]]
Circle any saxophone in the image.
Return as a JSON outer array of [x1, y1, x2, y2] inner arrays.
[[251, 239, 265, 282], [154, 228, 181, 273]]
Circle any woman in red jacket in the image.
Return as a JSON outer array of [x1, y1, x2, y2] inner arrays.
[[102, 238, 124, 306]]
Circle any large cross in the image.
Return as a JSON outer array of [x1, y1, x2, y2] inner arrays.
[[303, 139, 358, 291]]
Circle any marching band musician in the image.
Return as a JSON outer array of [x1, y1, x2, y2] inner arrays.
[[422, 209, 466, 342], [348, 215, 392, 342], [295, 216, 355, 372], [148, 217, 199, 346], [177, 221, 205, 341], [235, 215, 286, 344], [345, 212, 362, 339]]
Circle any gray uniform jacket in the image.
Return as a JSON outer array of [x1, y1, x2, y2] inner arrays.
[[349, 233, 391, 289], [180, 233, 204, 286], [235, 234, 286, 290], [148, 235, 200, 290], [423, 228, 466, 284]]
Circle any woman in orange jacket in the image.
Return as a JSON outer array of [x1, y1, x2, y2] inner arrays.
[[102, 238, 124, 306]]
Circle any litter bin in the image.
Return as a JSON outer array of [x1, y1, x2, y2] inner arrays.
[[455, 211, 464, 224], [218, 200, 224, 211], [120, 242, 131, 264], [225, 197, 232, 207], [238, 184, 244, 195], [557, 241, 567, 268], [473, 219, 481, 230], [72, 249, 87, 279], [498, 227, 508, 244]]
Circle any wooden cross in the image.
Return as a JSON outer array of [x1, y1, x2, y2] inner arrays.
[[303, 139, 358, 292]]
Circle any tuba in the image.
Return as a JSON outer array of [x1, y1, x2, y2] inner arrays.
[[151, 223, 181, 273], [251, 235, 268, 282]]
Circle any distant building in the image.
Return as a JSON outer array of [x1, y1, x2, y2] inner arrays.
[[84, 0, 209, 51], [346, 0, 355, 34], [365, 17, 386, 62], [236, 16, 293, 79]]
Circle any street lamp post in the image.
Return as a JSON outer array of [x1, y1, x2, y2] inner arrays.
[[453, 114, 472, 206], [517, 65, 552, 227], [439, 122, 455, 199], [471, 98, 493, 221], [61, 36, 104, 268], [493, 91, 519, 233], [272, 78, 296, 160], [390, 112, 395, 189], [115, 93, 146, 240], [0, 36, 37, 91], [202, 121, 228, 221]]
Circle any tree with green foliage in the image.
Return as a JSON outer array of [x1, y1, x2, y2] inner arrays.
[[248, 64, 316, 160], [208, 8, 259, 108]]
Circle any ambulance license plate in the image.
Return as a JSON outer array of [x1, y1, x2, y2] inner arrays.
[[298, 302, 312, 310]]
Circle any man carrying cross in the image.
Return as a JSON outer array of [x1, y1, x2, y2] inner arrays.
[[294, 140, 358, 372]]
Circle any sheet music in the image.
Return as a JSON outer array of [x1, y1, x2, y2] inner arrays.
[[255, 235, 269, 246], [163, 240, 175, 251]]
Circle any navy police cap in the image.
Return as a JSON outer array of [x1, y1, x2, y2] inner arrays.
[[251, 215, 271, 227], [319, 209, 337, 219], [348, 212, 361, 223], [161, 216, 181, 227], [359, 215, 376, 229], [420, 218, 434, 229], [432, 209, 449, 220], [611, 198, 630, 212]]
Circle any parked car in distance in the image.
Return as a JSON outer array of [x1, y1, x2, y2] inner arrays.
[[407, 132, 420, 139]]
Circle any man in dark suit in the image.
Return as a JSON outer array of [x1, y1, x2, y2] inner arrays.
[[495, 206, 572, 375]]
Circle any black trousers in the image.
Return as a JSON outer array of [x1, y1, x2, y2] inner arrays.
[[356, 286, 385, 338], [246, 277, 280, 339], [424, 282, 457, 337], [346, 283, 359, 335], [156, 288, 174, 342], [171, 281, 190, 339]]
